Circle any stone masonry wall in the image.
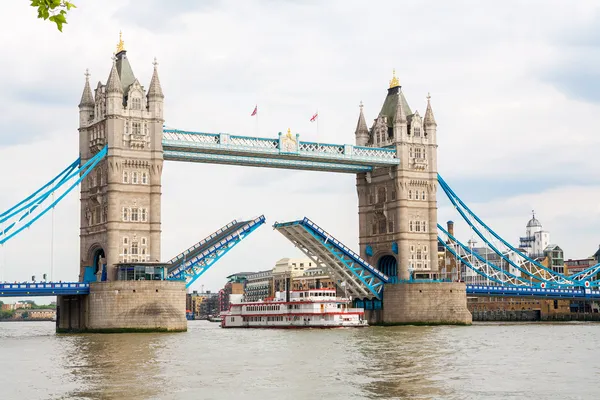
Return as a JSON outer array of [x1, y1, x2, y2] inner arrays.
[[382, 282, 472, 325], [87, 280, 187, 332]]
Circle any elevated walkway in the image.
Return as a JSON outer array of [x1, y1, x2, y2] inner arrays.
[[167, 216, 266, 287], [0, 282, 89, 297], [162, 129, 399, 173], [273, 217, 389, 300]]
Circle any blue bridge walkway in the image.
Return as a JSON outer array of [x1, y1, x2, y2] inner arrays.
[[162, 128, 399, 173], [0, 282, 89, 297]]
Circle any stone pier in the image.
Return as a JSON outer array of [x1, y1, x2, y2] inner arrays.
[[364, 282, 472, 325], [57, 281, 187, 333]]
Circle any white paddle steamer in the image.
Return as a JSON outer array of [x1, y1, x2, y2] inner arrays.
[[221, 288, 367, 328]]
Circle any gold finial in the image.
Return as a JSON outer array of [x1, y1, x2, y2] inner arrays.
[[84, 68, 90, 80], [116, 31, 125, 53], [389, 69, 400, 89], [286, 128, 292, 138]]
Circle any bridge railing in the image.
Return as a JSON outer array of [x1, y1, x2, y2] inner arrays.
[[0, 282, 89, 290], [168, 216, 266, 281], [301, 217, 390, 283], [167, 219, 239, 265], [162, 129, 399, 164]]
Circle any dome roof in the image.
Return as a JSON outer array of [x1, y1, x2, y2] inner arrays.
[[527, 211, 542, 228]]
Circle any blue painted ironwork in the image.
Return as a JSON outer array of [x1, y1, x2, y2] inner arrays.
[[0, 282, 89, 297], [167, 219, 240, 266], [168, 216, 266, 288], [0, 146, 108, 245], [273, 217, 389, 299], [437, 174, 583, 287], [162, 129, 399, 173], [437, 224, 536, 287], [466, 284, 600, 300]]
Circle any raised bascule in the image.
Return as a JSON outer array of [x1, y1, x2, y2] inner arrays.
[[2, 36, 600, 331]]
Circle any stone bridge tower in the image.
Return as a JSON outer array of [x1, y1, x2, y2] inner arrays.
[[356, 71, 438, 282], [77, 35, 164, 282]]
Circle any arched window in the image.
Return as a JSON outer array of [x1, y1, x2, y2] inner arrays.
[[132, 172, 138, 184], [408, 190, 413, 200], [122, 207, 129, 221], [378, 187, 386, 203], [422, 191, 426, 200], [123, 237, 129, 245], [372, 221, 377, 235], [141, 172, 148, 185], [378, 218, 387, 234], [131, 243, 139, 255], [141, 208, 147, 222], [414, 125, 421, 137], [123, 171, 129, 184], [409, 221, 414, 231], [421, 221, 427, 232]]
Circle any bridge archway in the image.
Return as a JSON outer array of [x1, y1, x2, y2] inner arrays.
[[378, 255, 397, 283]]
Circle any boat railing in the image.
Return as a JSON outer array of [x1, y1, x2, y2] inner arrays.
[[345, 308, 365, 313]]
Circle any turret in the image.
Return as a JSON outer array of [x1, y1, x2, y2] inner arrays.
[[393, 90, 407, 139], [78, 69, 94, 127], [106, 57, 123, 115], [147, 58, 164, 119], [424, 93, 437, 141], [354, 101, 369, 146]]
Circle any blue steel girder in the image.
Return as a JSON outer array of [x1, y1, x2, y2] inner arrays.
[[0, 282, 90, 297], [273, 218, 389, 300], [168, 216, 265, 288], [167, 219, 239, 266], [466, 284, 600, 299], [162, 129, 399, 173]]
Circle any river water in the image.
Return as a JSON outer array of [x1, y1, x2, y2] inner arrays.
[[0, 321, 598, 399]]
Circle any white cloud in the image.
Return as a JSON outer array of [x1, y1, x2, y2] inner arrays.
[[1, 0, 600, 292]]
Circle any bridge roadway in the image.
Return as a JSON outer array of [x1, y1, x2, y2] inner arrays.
[[466, 284, 600, 299], [0, 282, 89, 297], [3, 281, 600, 300]]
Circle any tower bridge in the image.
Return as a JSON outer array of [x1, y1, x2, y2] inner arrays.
[[2, 37, 599, 331]]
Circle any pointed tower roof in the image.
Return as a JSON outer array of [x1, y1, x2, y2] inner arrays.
[[106, 56, 123, 94], [355, 101, 369, 134], [148, 57, 164, 99], [424, 93, 437, 126], [114, 32, 137, 93], [79, 69, 94, 108], [379, 70, 412, 128]]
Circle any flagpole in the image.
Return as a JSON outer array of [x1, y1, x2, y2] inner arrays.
[[316, 108, 319, 142]]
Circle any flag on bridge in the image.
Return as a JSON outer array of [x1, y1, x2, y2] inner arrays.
[[310, 112, 318, 122], [251, 105, 258, 116]]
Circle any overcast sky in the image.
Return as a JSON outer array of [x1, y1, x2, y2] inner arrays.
[[1, 0, 600, 293]]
